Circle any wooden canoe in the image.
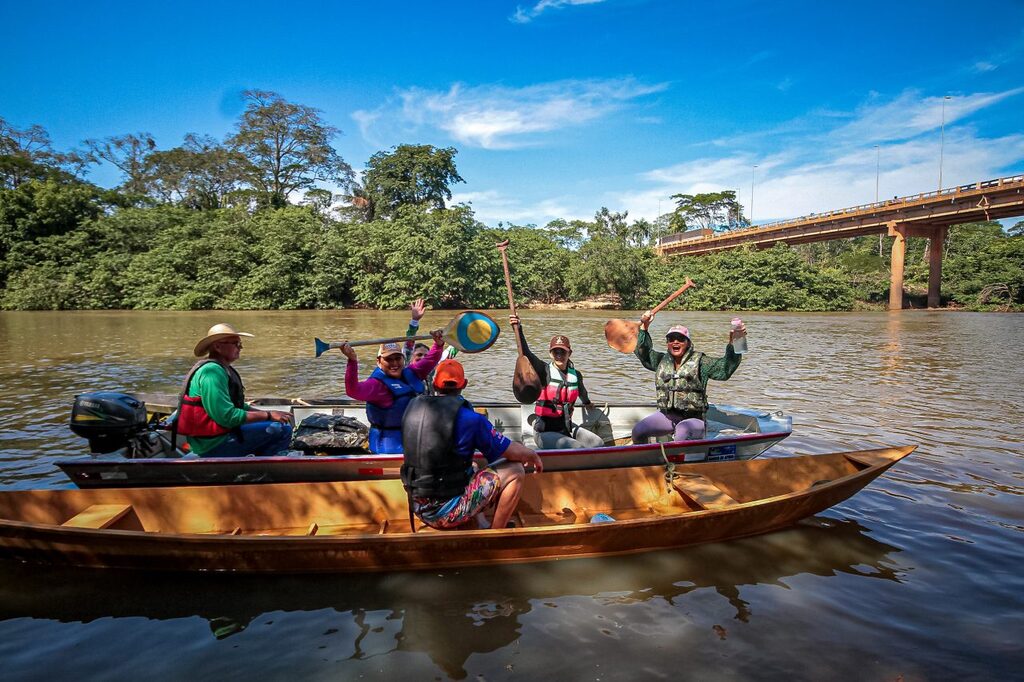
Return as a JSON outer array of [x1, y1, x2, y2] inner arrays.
[[57, 401, 792, 488], [2, 445, 913, 573]]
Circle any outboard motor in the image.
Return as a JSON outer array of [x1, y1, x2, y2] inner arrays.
[[70, 392, 173, 458]]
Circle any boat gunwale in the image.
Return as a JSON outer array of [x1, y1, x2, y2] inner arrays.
[[15, 446, 916, 544], [54, 429, 793, 468]]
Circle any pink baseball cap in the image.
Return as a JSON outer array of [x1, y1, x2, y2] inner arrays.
[[665, 325, 690, 340]]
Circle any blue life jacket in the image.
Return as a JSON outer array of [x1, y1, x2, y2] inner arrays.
[[365, 367, 425, 453]]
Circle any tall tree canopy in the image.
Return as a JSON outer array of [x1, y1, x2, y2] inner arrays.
[[228, 90, 353, 208], [144, 134, 246, 210], [83, 132, 156, 197], [1, 116, 87, 188], [670, 190, 747, 233], [360, 144, 464, 219]]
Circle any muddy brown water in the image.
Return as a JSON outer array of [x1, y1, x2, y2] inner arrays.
[[0, 310, 1020, 680]]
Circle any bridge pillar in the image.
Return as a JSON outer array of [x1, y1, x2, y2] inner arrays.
[[927, 227, 946, 308], [888, 222, 906, 310]]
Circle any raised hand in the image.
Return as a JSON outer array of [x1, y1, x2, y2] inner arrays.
[[430, 329, 444, 345], [410, 298, 426, 321], [640, 310, 654, 330], [339, 342, 357, 361], [509, 313, 520, 327]]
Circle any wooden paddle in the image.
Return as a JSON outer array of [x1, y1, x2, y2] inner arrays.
[[496, 239, 542, 404], [314, 311, 500, 357], [604, 278, 696, 353]]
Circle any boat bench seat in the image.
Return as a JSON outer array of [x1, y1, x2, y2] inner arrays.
[[62, 503, 136, 529], [671, 474, 740, 510]]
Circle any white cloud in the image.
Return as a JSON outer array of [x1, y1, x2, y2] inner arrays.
[[511, 0, 608, 24], [355, 78, 667, 150], [452, 189, 579, 225], [616, 89, 1024, 224], [830, 88, 1024, 144]]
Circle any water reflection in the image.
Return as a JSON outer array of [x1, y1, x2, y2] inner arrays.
[[0, 517, 900, 678]]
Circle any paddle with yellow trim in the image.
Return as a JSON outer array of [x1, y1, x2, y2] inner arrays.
[[314, 310, 501, 357], [604, 278, 695, 353]]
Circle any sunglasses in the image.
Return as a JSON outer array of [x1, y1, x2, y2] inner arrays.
[[666, 334, 688, 343], [551, 349, 569, 356]]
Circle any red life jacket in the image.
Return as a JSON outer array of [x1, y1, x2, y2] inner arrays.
[[175, 360, 246, 437], [535, 363, 580, 420]]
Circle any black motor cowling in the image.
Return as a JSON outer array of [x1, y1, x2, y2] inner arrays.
[[70, 392, 149, 454]]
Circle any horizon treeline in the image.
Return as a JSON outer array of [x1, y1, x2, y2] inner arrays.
[[2, 91, 1022, 312]]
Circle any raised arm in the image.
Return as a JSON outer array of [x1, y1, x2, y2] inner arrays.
[[509, 314, 550, 381]]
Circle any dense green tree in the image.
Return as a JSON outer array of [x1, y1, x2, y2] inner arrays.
[[490, 225, 571, 303], [346, 205, 504, 309], [361, 144, 464, 220], [541, 218, 586, 250], [565, 237, 651, 308], [228, 90, 353, 209], [222, 207, 321, 309], [670, 190, 747, 233]]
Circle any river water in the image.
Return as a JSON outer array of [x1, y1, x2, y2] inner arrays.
[[0, 309, 1020, 680]]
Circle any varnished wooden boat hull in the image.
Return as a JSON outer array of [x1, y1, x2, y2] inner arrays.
[[0, 446, 912, 573], [57, 402, 792, 488]]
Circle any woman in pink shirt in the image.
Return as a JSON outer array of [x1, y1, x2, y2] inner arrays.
[[339, 329, 444, 453]]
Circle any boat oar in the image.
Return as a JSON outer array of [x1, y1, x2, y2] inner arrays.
[[604, 278, 696, 353], [314, 310, 501, 357], [496, 239, 542, 404]]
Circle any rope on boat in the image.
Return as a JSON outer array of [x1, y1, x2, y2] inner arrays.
[[659, 442, 676, 493]]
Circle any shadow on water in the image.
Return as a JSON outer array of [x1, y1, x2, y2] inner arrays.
[[0, 517, 901, 679]]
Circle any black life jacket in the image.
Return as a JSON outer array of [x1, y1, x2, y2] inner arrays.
[[400, 395, 471, 500]]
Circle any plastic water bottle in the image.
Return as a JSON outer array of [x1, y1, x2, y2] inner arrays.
[[731, 318, 748, 354], [590, 513, 616, 523]]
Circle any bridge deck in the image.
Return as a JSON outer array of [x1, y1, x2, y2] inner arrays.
[[656, 174, 1024, 257]]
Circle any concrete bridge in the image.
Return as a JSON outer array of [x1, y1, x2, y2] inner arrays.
[[654, 174, 1024, 309]]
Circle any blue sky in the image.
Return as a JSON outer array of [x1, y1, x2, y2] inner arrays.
[[2, 0, 1023, 226]]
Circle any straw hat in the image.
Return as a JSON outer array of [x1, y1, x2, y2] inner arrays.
[[194, 323, 254, 357]]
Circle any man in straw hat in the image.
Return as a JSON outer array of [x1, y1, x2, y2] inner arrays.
[[629, 313, 745, 445], [174, 323, 294, 457], [338, 327, 445, 453], [400, 359, 543, 530]]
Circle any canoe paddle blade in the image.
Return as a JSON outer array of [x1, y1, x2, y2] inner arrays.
[[314, 337, 331, 358], [449, 310, 501, 353]]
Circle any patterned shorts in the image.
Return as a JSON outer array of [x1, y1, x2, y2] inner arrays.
[[413, 467, 501, 529]]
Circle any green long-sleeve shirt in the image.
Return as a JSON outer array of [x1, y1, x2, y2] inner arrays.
[[634, 329, 742, 385], [185, 362, 250, 455]]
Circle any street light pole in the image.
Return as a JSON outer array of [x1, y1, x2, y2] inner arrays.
[[938, 95, 951, 192], [875, 145, 882, 256], [874, 145, 880, 203], [751, 164, 758, 225]]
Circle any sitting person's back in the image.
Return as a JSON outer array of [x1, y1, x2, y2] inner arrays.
[[401, 360, 543, 530]]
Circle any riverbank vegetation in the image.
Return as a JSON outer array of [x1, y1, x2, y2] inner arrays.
[[2, 94, 1021, 312]]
